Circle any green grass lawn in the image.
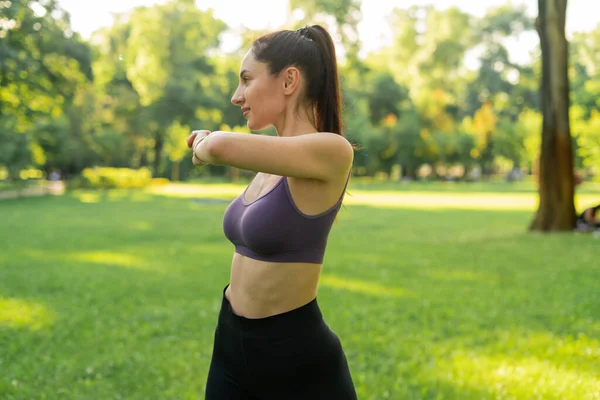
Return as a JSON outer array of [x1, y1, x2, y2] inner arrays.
[[1, 181, 599, 399]]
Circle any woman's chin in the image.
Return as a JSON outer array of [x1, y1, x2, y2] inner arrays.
[[247, 120, 269, 131]]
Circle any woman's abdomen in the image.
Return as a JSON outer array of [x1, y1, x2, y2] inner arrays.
[[226, 252, 322, 319]]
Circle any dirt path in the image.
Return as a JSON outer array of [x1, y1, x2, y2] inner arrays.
[[0, 181, 65, 200]]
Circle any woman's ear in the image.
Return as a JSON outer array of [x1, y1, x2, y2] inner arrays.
[[283, 67, 301, 95]]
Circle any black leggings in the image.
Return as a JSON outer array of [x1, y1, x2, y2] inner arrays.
[[205, 285, 358, 400]]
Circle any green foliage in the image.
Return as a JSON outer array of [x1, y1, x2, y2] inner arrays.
[[383, 5, 475, 96], [570, 26, 600, 120], [366, 71, 409, 125], [0, 0, 93, 176], [290, 0, 362, 60], [464, 4, 537, 117], [88, 0, 229, 176], [493, 117, 526, 167], [165, 123, 191, 163], [574, 108, 600, 178], [1, 0, 599, 183], [0, 117, 31, 179]]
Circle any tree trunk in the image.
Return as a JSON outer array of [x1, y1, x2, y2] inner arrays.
[[153, 132, 164, 177], [461, 166, 471, 181], [530, 0, 575, 231], [230, 167, 239, 183], [481, 132, 494, 181], [171, 161, 180, 182], [139, 148, 148, 168], [399, 164, 407, 180]]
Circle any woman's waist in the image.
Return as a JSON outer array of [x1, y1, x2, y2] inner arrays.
[[226, 255, 322, 319], [221, 284, 325, 340]]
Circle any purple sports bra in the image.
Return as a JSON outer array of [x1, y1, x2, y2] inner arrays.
[[222, 174, 349, 264]]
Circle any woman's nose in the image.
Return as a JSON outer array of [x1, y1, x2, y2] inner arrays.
[[231, 87, 243, 106]]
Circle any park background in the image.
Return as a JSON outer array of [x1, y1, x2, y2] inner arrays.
[[1, 0, 600, 399]]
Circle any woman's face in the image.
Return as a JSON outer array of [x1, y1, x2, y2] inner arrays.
[[230, 50, 287, 131]]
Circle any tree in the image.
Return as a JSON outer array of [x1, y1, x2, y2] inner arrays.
[[366, 71, 408, 125], [472, 101, 498, 178], [493, 117, 526, 169], [570, 25, 600, 120], [519, 109, 543, 173], [92, 0, 228, 176], [290, 0, 362, 62], [573, 107, 600, 177], [530, 0, 575, 231], [385, 6, 475, 97], [0, 0, 93, 178], [466, 3, 537, 118]]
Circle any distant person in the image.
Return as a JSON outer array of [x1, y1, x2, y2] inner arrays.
[[576, 204, 600, 231], [186, 25, 357, 399]]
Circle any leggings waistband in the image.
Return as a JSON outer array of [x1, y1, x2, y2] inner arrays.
[[219, 285, 324, 338]]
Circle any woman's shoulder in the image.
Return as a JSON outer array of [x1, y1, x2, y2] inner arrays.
[[311, 133, 354, 178], [309, 132, 354, 160]]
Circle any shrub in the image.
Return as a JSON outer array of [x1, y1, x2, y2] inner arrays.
[[75, 168, 153, 189], [150, 177, 170, 186]]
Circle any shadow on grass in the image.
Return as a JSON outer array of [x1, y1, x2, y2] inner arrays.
[[0, 254, 222, 399]]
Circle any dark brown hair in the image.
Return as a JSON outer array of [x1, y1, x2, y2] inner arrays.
[[252, 25, 343, 136]]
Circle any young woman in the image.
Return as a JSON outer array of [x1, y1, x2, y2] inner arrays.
[[186, 25, 358, 399]]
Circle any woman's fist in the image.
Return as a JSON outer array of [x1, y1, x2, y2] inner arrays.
[[187, 130, 211, 166]]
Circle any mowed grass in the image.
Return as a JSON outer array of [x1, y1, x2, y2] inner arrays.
[[1, 181, 600, 400]]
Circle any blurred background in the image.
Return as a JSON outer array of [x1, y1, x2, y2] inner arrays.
[[1, 0, 599, 188], [2, 1, 600, 400]]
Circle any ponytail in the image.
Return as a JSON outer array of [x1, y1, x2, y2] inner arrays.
[[301, 25, 343, 136]]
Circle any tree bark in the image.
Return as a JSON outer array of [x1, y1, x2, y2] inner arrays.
[[153, 132, 163, 177], [530, 0, 576, 231], [171, 161, 180, 182], [230, 167, 239, 183]]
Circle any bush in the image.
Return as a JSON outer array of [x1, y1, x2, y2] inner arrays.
[[150, 177, 170, 186], [19, 168, 45, 180], [73, 167, 153, 189]]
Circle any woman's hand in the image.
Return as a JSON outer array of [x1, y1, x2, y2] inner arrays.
[[187, 130, 211, 166]]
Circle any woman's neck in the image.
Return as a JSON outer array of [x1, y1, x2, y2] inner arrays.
[[274, 106, 318, 137]]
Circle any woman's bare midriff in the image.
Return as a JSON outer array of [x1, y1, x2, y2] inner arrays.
[[225, 252, 322, 319], [223, 172, 348, 319]]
